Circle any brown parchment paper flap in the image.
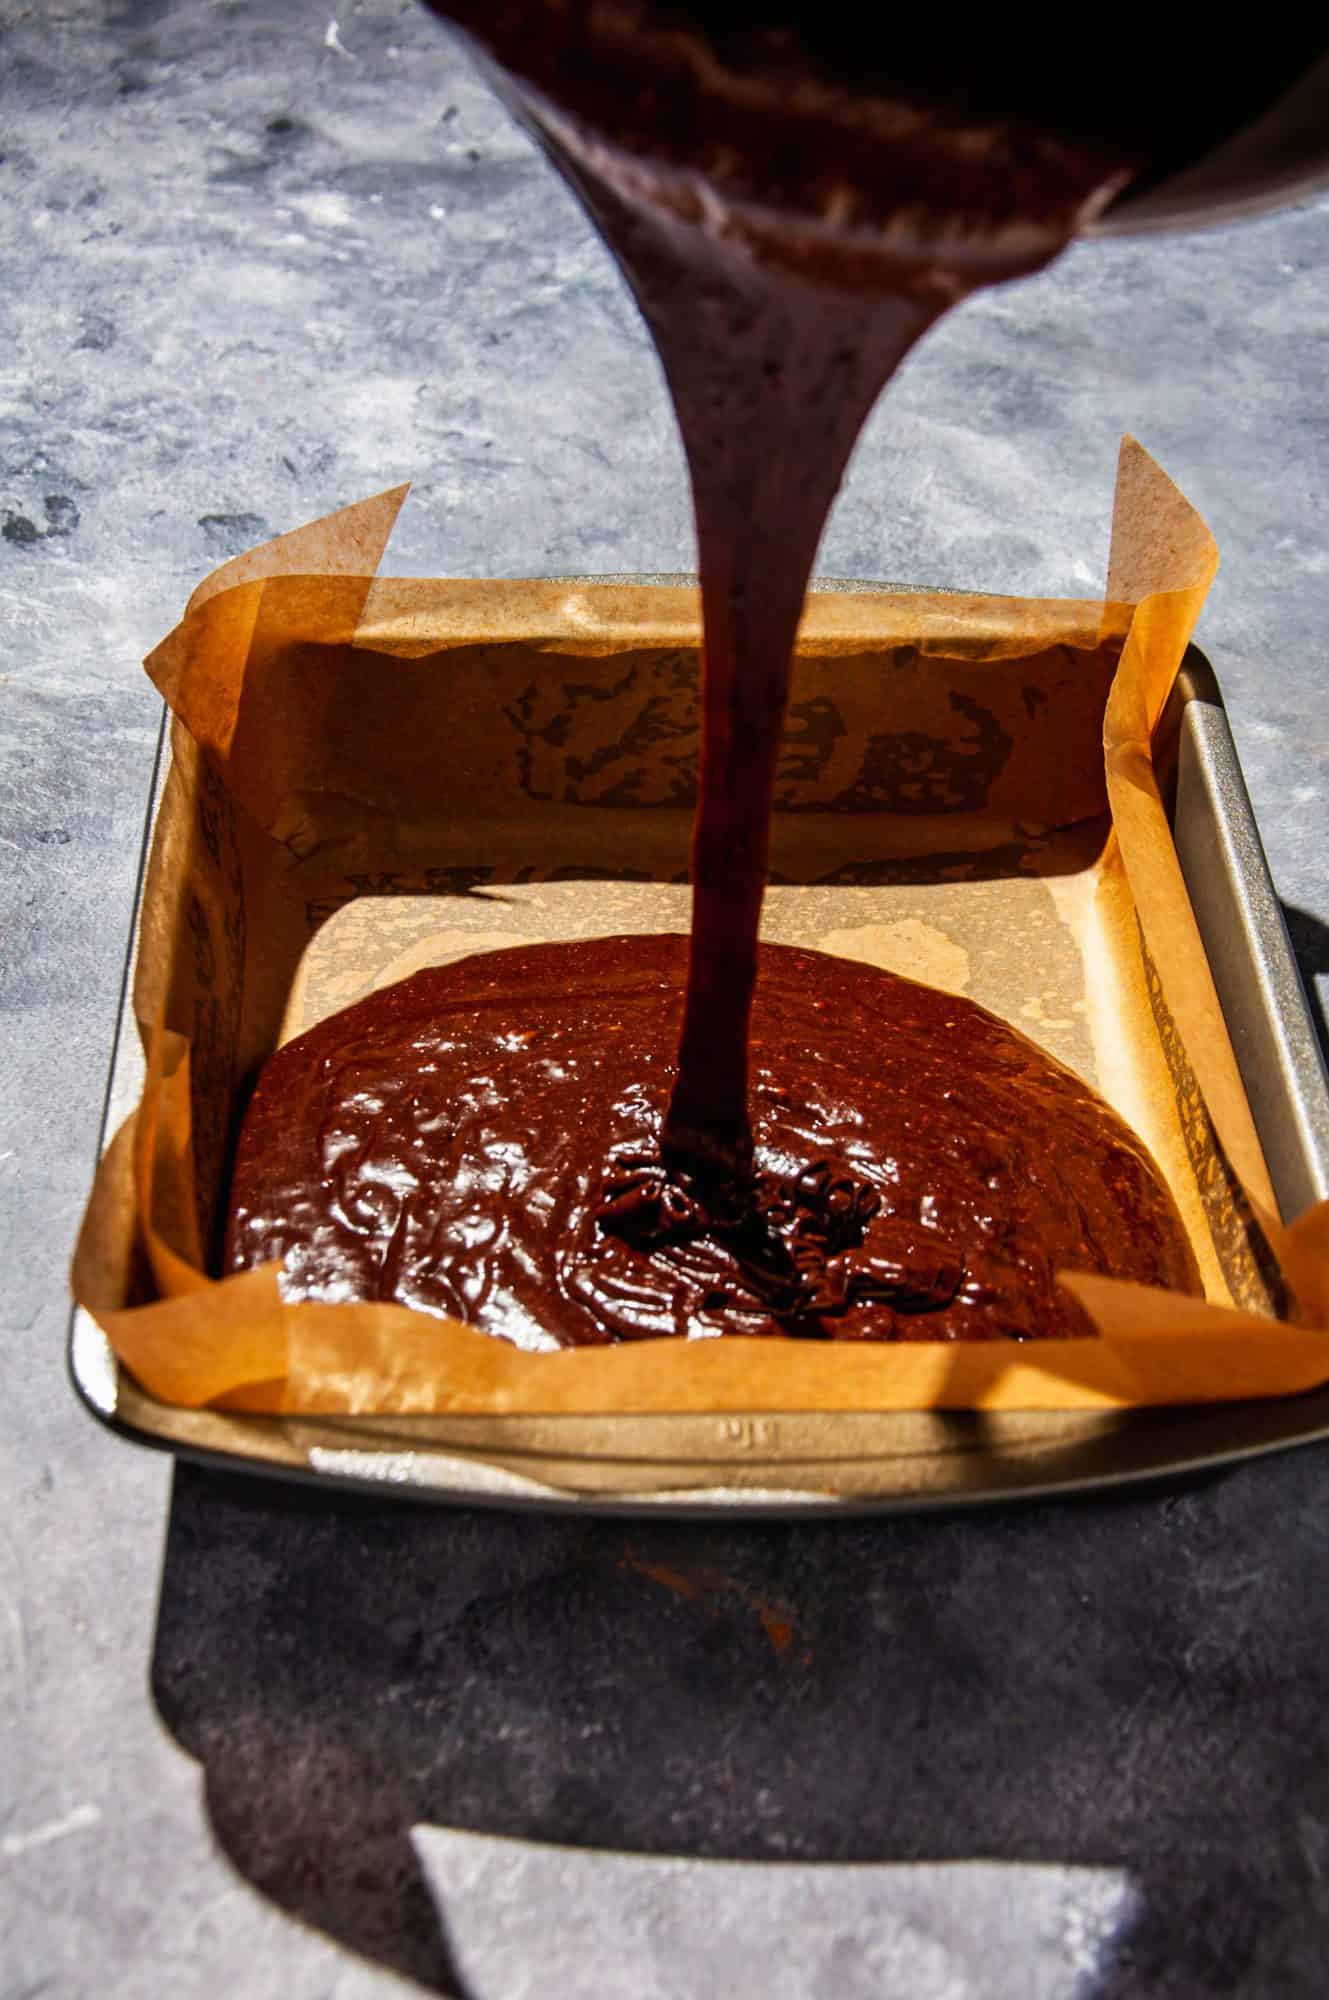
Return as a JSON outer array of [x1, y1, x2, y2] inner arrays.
[[72, 443, 1329, 1415]]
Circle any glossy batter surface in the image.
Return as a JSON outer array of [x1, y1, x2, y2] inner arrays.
[[225, 935, 1200, 1347]]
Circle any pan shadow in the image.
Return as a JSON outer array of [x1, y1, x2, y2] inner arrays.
[[152, 1441, 1329, 1998], [1282, 902, 1329, 1069]]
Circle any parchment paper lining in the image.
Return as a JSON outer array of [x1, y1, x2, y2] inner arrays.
[[72, 442, 1329, 1419]]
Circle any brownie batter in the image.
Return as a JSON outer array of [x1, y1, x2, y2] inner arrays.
[[422, 6, 1153, 1175], [225, 12, 1210, 1344], [225, 937, 1200, 1346]]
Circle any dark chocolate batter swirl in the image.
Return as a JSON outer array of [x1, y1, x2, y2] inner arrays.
[[225, 937, 1200, 1347], [423, 5, 1149, 1179], [224, 15, 1212, 1346]]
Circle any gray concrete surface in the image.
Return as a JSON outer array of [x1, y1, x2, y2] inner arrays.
[[3, 3, 1329, 1996]]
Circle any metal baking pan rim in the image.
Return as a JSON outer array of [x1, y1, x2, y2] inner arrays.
[[61, 1338, 1329, 1516]]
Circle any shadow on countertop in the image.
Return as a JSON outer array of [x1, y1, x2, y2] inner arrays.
[[1283, 902, 1329, 1069], [151, 1447, 1329, 1999]]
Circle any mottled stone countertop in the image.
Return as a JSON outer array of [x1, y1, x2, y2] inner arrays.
[[4, 5, 1329, 1996]]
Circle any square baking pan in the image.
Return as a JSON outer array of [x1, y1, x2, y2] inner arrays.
[[68, 586, 1329, 1514]]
